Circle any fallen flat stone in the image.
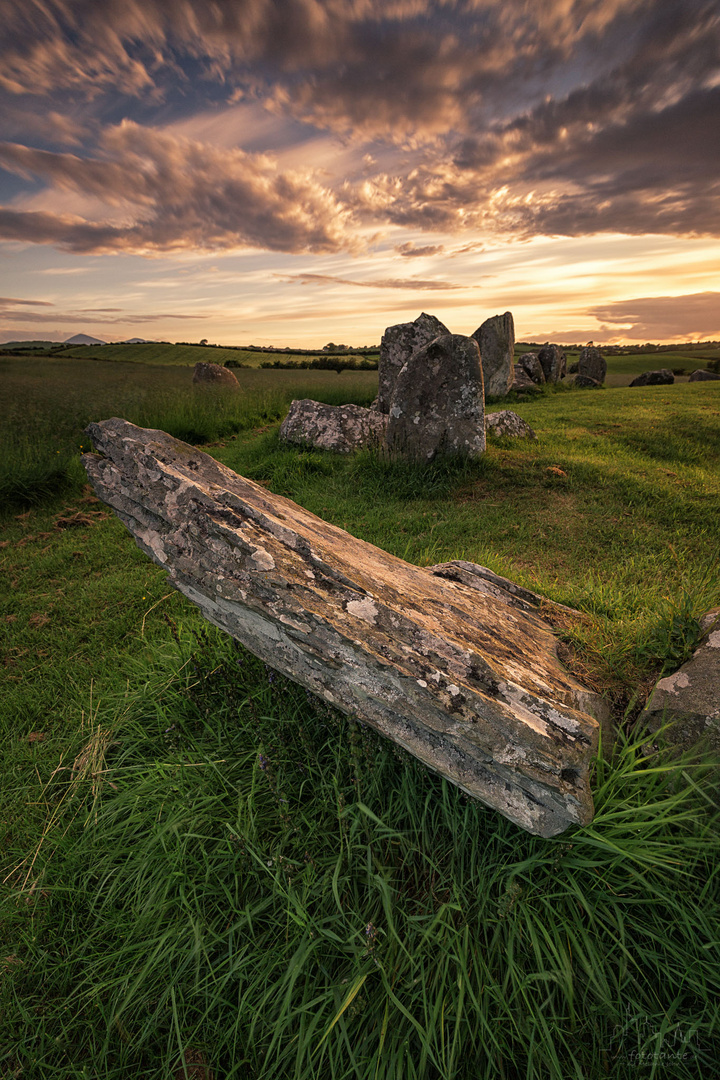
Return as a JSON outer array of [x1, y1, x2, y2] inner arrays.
[[578, 346, 606, 384], [573, 374, 602, 389], [629, 369, 674, 386], [639, 611, 720, 755], [83, 418, 608, 837], [385, 334, 485, 460], [486, 410, 537, 439], [377, 312, 449, 413], [689, 369, 720, 382], [537, 343, 566, 383], [279, 400, 387, 454], [471, 311, 515, 397], [192, 361, 239, 388]]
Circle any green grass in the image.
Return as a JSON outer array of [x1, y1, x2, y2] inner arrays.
[[1, 358, 720, 1078]]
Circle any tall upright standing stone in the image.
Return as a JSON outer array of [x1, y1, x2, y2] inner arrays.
[[385, 334, 485, 460], [537, 343, 567, 383], [377, 312, 449, 413], [471, 312, 515, 398], [578, 346, 606, 384]]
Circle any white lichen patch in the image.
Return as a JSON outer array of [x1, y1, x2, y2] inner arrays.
[[656, 671, 691, 694], [346, 597, 379, 624], [250, 547, 275, 571], [706, 631, 720, 649], [417, 679, 428, 688]]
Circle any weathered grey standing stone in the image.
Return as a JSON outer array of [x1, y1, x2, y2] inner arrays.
[[689, 369, 720, 382], [377, 312, 449, 413], [82, 418, 608, 836], [192, 361, 239, 388], [578, 346, 607, 384], [639, 611, 720, 755], [279, 400, 388, 454], [629, 369, 674, 386], [486, 410, 537, 439], [538, 343, 567, 383], [471, 311, 515, 398], [518, 351, 545, 384], [386, 334, 485, 460]]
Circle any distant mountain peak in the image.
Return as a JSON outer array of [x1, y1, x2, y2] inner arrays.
[[65, 333, 107, 345]]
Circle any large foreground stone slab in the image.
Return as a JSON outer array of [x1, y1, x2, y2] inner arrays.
[[83, 419, 607, 837]]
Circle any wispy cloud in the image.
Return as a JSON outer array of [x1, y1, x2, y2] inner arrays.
[[277, 272, 460, 290], [591, 292, 720, 340]]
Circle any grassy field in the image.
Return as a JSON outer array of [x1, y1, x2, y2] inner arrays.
[[1, 356, 719, 1078]]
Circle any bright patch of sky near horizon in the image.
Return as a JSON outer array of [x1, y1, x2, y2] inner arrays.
[[1, 0, 719, 346]]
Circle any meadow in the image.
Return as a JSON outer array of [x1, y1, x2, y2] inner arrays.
[[1, 351, 719, 1078]]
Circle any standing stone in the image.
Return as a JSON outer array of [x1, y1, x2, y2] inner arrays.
[[386, 334, 485, 460], [629, 369, 674, 386], [279, 400, 388, 454], [192, 361, 239, 388], [578, 346, 607, 384], [511, 365, 536, 391], [377, 312, 449, 413], [689, 369, 720, 382], [518, 351, 545, 384], [471, 311, 515, 398], [537, 344, 566, 383]]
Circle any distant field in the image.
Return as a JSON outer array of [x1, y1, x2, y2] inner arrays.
[[59, 343, 298, 367]]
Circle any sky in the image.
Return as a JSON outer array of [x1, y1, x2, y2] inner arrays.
[[0, 0, 719, 347]]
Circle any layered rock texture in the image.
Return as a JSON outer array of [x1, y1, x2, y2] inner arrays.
[[83, 418, 608, 837], [279, 400, 387, 453], [378, 312, 449, 413], [192, 361, 239, 388], [472, 312, 515, 397], [385, 334, 486, 460]]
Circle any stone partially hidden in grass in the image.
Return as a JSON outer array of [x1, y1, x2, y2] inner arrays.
[[485, 410, 537, 439], [629, 368, 674, 386], [83, 417, 610, 837], [640, 608, 720, 756], [377, 311, 449, 414], [689, 369, 720, 382], [386, 334, 486, 461], [279, 400, 387, 453], [192, 361, 239, 388]]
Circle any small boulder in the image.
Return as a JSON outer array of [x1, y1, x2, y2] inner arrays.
[[386, 334, 485, 460], [471, 311, 515, 397], [578, 346, 606, 384], [537, 343, 566, 383], [279, 400, 388, 454], [639, 610, 720, 755], [518, 351, 545, 384], [192, 361, 239, 388], [573, 374, 602, 389], [629, 369, 674, 386], [511, 365, 536, 391], [689, 369, 720, 382], [486, 410, 537, 439], [377, 312, 449, 413], [568, 361, 579, 374]]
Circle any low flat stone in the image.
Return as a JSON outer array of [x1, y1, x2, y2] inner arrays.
[[279, 400, 387, 454], [639, 612, 720, 755], [378, 312, 449, 413], [471, 312, 515, 398], [386, 334, 485, 460], [573, 374, 602, 389], [192, 361, 239, 388], [518, 352, 545, 384], [629, 369, 674, 386], [538, 343, 566, 383], [689, 369, 720, 382], [578, 346, 606, 384], [83, 418, 608, 836], [486, 410, 537, 439]]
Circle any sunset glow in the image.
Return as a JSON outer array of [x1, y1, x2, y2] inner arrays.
[[1, 0, 718, 346]]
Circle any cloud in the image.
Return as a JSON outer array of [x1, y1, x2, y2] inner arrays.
[[277, 271, 460, 290], [395, 242, 445, 257], [591, 292, 720, 340], [0, 296, 54, 307], [0, 123, 356, 255]]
